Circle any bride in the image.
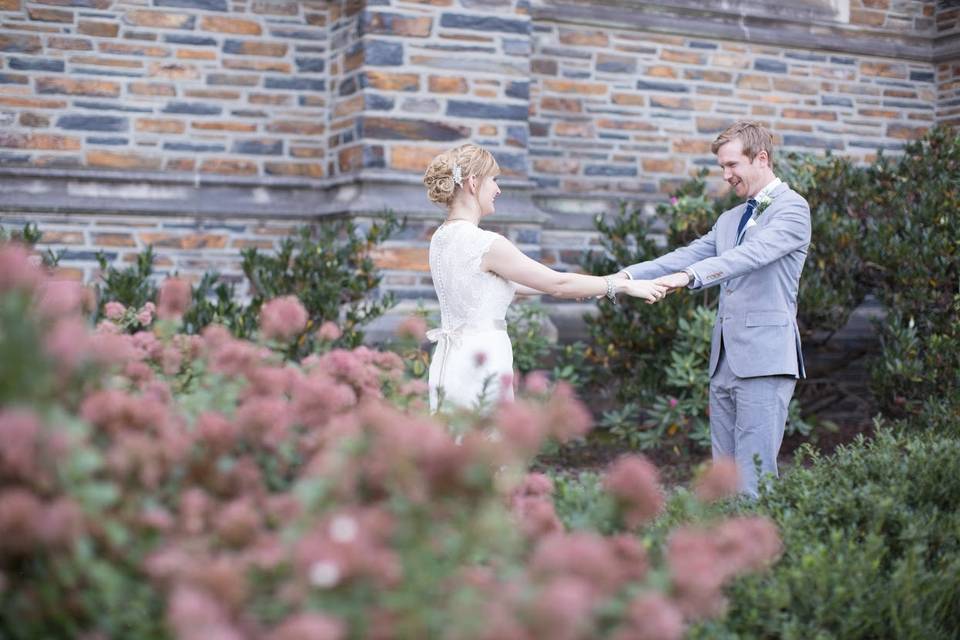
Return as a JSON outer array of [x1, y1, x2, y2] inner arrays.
[[423, 143, 667, 413]]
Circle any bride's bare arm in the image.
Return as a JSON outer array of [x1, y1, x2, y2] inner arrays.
[[482, 236, 666, 301], [513, 283, 544, 297]]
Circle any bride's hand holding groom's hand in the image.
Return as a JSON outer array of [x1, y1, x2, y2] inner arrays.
[[620, 278, 669, 304], [653, 271, 692, 290]]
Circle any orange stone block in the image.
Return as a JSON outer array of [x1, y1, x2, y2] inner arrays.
[[87, 150, 162, 171], [660, 49, 705, 65], [611, 93, 645, 107], [887, 123, 929, 139], [541, 96, 583, 112], [71, 56, 143, 69], [646, 65, 678, 79], [37, 77, 120, 97], [543, 79, 607, 95], [92, 233, 136, 247], [148, 62, 200, 80], [0, 132, 81, 151], [367, 71, 420, 92], [265, 120, 325, 135], [370, 247, 430, 272], [136, 118, 186, 134], [192, 121, 257, 132], [201, 15, 262, 35], [165, 158, 196, 172], [99, 42, 171, 58], [290, 146, 325, 158], [0, 96, 66, 109], [227, 41, 287, 57], [0, 0, 22, 9], [532, 158, 580, 174], [559, 29, 608, 47], [129, 82, 177, 96], [782, 109, 837, 121], [223, 58, 292, 72], [389, 145, 446, 172], [39, 230, 84, 245], [642, 158, 684, 173], [138, 233, 228, 249], [672, 138, 712, 154], [78, 20, 119, 37], [860, 61, 907, 79], [124, 10, 193, 29], [366, 12, 432, 37], [850, 9, 885, 27], [554, 122, 592, 137], [178, 48, 217, 60], [47, 37, 92, 51], [185, 89, 240, 100], [200, 158, 258, 175], [264, 162, 324, 178], [428, 75, 466, 94], [27, 7, 72, 22]]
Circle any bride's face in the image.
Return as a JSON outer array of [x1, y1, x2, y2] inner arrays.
[[477, 174, 501, 217]]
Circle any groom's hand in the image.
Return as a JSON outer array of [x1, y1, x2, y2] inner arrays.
[[654, 271, 691, 291]]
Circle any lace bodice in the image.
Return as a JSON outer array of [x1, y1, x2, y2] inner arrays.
[[429, 221, 516, 330]]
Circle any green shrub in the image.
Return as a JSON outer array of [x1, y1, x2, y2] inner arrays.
[[861, 127, 960, 415], [506, 302, 553, 376], [693, 426, 960, 639]]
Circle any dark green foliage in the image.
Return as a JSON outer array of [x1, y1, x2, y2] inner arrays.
[[860, 127, 960, 415], [241, 214, 403, 356], [693, 426, 960, 640], [0, 222, 60, 267], [96, 246, 157, 316], [180, 271, 249, 337], [506, 302, 553, 376]]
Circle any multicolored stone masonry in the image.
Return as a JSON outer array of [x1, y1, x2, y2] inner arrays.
[[0, 0, 956, 313]]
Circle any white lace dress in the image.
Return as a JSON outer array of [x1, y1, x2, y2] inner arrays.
[[427, 221, 516, 413]]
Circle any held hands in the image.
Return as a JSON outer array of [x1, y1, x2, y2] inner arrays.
[[620, 278, 669, 304], [653, 271, 692, 291]]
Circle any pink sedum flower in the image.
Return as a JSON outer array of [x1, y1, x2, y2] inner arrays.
[[260, 295, 308, 342], [104, 301, 126, 320], [395, 315, 427, 341], [0, 243, 41, 292], [158, 278, 191, 320], [268, 613, 345, 640], [613, 591, 685, 640], [694, 458, 740, 503], [316, 320, 342, 342], [137, 302, 155, 327], [605, 455, 664, 528]]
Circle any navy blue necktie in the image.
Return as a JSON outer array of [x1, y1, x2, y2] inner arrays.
[[735, 198, 757, 245]]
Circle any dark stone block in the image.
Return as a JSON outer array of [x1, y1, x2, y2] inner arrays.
[[597, 58, 636, 74], [829, 56, 855, 65], [563, 70, 591, 79], [74, 68, 143, 78], [909, 70, 935, 82], [599, 132, 630, 140], [0, 74, 27, 85], [688, 40, 718, 49], [61, 251, 116, 261], [495, 152, 526, 174], [506, 125, 528, 147], [636, 79, 689, 92], [155, 0, 227, 11], [162, 102, 223, 115], [363, 145, 385, 169], [75, 101, 152, 113], [533, 177, 560, 189], [530, 120, 549, 137], [585, 165, 637, 176], [365, 39, 403, 66], [264, 77, 326, 91], [848, 140, 905, 151], [883, 100, 934, 110], [58, 115, 128, 131], [503, 38, 530, 56], [514, 228, 539, 244], [164, 142, 226, 152], [401, 97, 439, 113], [822, 95, 853, 107], [269, 28, 324, 41], [783, 134, 843, 150], [785, 52, 826, 61], [339, 77, 357, 96], [365, 94, 394, 111], [9, 57, 65, 72], [164, 34, 217, 46], [505, 81, 529, 100], [361, 117, 468, 141], [447, 101, 527, 121], [439, 13, 529, 35], [754, 58, 787, 73], [541, 46, 590, 59], [0, 153, 31, 165], [232, 139, 283, 155], [296, 57, 325, 72], [87, 137, 128, 145]]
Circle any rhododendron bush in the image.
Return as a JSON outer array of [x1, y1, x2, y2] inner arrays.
[[0, 244, 782, 640]]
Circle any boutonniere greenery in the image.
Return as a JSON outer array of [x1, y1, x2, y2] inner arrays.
[[754, 185, 786, 217]]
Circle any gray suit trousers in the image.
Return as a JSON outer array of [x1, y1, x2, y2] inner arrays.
[[710, 344, 796, 499]]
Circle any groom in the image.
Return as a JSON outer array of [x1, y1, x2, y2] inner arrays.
[[615, 121, 811, 498]]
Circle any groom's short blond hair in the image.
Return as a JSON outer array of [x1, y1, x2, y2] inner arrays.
[[711, 121, 774, 164]]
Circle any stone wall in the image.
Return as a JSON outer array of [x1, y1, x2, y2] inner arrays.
[[0, 0, 957, 317]]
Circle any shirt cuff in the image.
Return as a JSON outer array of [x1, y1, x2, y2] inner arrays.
[[683, 267, 701, 289]]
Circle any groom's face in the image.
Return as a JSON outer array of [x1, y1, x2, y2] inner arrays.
[[716, 138, 769, 200]]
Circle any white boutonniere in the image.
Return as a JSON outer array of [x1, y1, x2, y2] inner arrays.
[[753, 184, 786, 217]]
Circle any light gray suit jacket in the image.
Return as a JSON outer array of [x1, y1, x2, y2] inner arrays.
[[624, 182, 811, 379]]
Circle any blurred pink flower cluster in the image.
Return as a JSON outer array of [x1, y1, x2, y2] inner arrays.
[[0, 243, 782, 640]]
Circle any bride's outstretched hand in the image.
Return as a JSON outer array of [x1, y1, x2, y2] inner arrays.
[[622, 279, 669, 303]]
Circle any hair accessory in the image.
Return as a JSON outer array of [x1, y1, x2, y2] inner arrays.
[[451, 164, 462, 187]]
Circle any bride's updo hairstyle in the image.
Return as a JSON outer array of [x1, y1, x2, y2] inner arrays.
[[423, 144, 500, 208]]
